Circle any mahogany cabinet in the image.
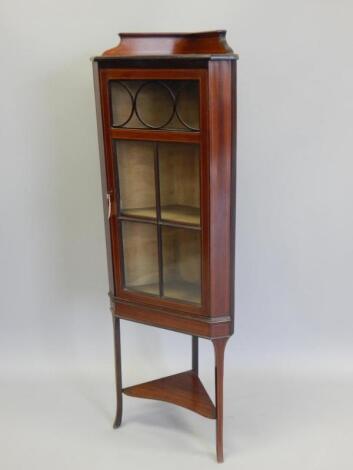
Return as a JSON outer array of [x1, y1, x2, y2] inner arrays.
[[92, 30, 237, 463]]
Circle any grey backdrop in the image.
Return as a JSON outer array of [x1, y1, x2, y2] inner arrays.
[[1, 1, 353, 469]]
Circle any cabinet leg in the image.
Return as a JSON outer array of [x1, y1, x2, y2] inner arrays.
[[212, 337, 229, 463], [192, 336, 199, 375], [112, 316, 123, 428]]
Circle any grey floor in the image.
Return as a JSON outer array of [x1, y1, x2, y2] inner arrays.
[[1, 368, 352, 470]]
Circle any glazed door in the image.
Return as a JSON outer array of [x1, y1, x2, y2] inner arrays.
[[99, 68, 209, 315]]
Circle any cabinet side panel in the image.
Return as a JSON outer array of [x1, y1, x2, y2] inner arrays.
[[93, 61, 115, 296], [208, 61, 233, 317], [230, 60, 237, 333]]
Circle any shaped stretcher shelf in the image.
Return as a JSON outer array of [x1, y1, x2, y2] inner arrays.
[[123, 370, 216, 419]]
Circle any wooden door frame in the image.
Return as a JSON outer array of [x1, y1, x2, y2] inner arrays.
[[98, 67, 210, 317]]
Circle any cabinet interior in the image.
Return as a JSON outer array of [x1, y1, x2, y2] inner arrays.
[[162, 226, 201, 304], [121, 221, 159, 295], [116, 141, 156, 219], [116, 139, 202, 304], [159, 143, 200, 226]]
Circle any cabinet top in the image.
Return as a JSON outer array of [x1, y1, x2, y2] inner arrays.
[[94, 30, 238, 60]]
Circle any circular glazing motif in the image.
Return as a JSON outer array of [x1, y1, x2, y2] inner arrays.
[[110, 82, 134, 127], [176, 82, 200, 131], [135, 81, 175, 129]]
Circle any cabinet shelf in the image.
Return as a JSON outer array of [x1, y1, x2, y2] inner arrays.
[[120, 206, 156, 220], [126, 280, 201, 304], [163, 280, 201, 303], [161, 204, 200, 225], [121, 204, 200, 226], [123, 370, 216, 419], [126, 283, 160, 296]]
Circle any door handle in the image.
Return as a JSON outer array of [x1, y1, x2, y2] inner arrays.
[[106, 193, 112, 220]]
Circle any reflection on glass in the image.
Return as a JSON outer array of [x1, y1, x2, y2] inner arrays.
[[159, 143, 200, 226], [116, 141, 156, 219], [121, 221, 159, 295], [110, 80, 199, 131], [162, 226, 201, 304]]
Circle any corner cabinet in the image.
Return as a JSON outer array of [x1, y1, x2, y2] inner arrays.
[[92, 31, 238, 463]]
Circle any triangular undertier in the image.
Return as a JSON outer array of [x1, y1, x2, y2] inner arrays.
[[123, 370, 216, 419]]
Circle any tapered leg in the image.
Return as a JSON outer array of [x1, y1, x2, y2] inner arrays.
[[112, 316, 123, 428], [212, 337, 229, 463], [192, 336, 199, 375]]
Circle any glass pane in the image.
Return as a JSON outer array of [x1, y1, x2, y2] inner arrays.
[[110, 80, 199, 131], [159, 143, 200, 226], [162, 226, 201, 304], [116, 141, 156, 219], [121, 221, 159, 296], [136, 81, 174, 129], [110, 82, 134, 127], [175, 81, 200, 130]]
